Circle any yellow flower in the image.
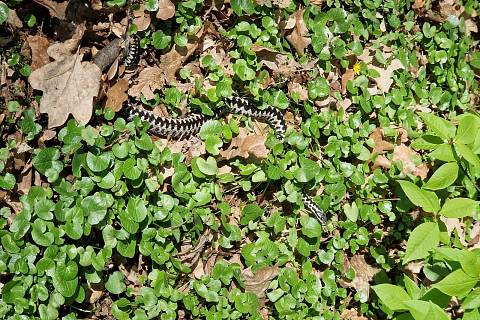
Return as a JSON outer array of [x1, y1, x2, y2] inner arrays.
[[353, 61, 361, 75]]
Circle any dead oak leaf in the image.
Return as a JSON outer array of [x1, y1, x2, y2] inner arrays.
[[28, 54, 101, 128], [392, 144, 429, 180], [338, 254, 379, 302], [220, 128, 269, 160], [129, 28, 202, 99], [105, 78, 129, 112], [33, 0, 68, 20], [341, 69, 355, 95], [369, 59, 404, 93], [157, 0, 176, 20], [285, 9, 311, 55], [129, 67, 164, 100], [47, 23, 86, 61], [242, 266, 279, 302], [369, 128, 394, 155], [133, 3, 151, 31], [27, 35, 51, 71]]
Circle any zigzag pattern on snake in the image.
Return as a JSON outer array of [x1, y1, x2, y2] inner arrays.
[[125, 95, 327, 224]]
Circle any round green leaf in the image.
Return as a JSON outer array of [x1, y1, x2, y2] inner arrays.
[[106, 271, 126, 294]]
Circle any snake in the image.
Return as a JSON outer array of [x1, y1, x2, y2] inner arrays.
[[121, 35, 327, 224]]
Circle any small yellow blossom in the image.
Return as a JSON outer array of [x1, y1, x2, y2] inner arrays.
[[353, 61, 361, 75]]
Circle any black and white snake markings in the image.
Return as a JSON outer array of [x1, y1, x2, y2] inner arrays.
[[122, 37, 328, 224]]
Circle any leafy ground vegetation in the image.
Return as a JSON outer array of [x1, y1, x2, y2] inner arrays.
[[0, 0, 480, 319]]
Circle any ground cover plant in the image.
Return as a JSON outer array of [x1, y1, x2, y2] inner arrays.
[[0, 0, 479, 319]]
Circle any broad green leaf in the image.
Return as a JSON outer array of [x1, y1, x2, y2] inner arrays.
[[0, 172, 16, 190], [440, 198, 479, 218], [127, 197, 147, 223], [463, 288, 480, 310], [343, 202, 358, 222], [398, 180, 440, 213], [105, 271, 126, 294], [86, 152, 111, 172], [429, 144, 456, 162], [372, 284, 410, 311], [53, 262, 79, 297], [403, 222, 440, 264], [411, 135, 444, 150], [455, 143, 480, 168], [300, 216, 322, 238], [470, 52, 480, 69], [402, 300, 449, 320], [433, 269, 478, 297], [418, 112, 455, 141], [460, 251, 480, 278], [456, 115, 480, 145], [195, 157, 218, 176], [294, 157, 319, 182], [423, 162, 458, 190], [240, 204, 264, 225], [0, 2, 9, 24], [230, 0, 255, 15]]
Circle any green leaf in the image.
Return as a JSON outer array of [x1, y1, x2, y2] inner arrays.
[[418, 112, 456, 141], [0, 2, 9, 24], [432, 269, 478, 297], [240, 204, 264, 225], [32, 147, 63, 182], [470, 52, 480, 69], [439, 198, 479, 218], [371, 284, 411, 311], [300, 216, 322, 238], [294, 157, 319, 183], [86, 152, 111, 172], [343, 202, 358, 222], [106, 271, 126, 294], [463, 288, 480, 310], [398, 180, 440, 213], [195, 157, 218, 176], [127, 197, 147, 223], [455, 143, 480, 168], [232, 59, 255, 81], [403, 300, 450, 320], [456, 115, 480, 145], [53, 262, 79, 298], [403, 222, 440, 264], [423, 162, 458, 190], [0, 173, 16, 190], [230, 0, 255, 15]]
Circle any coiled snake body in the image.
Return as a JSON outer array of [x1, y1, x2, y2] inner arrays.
[[126, 96, 327, 223]]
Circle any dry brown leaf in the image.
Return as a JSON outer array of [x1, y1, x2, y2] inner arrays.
[[340, 309, 369, 320], [128, 67, 164, 100], [220, 128, 269, 160], [392, 144, 429, 180], [33, 0, 68, 20], [242, 266, 279, 301], [27, 35, 51, 71], [288, 82, 308, 101], [369, 59, 404, 93], [341, 69, 355, 95], [338, 254, 379, 301], [272, 0, 292, 8], [28, 54, 101, 128], [38, 129, 56, 147], [47, 24, 86, 61], [285, 9, 311, 55], [105, 78, 129, 112], [133, 4, 151, 32], [412, 0, 425, 10], [370, 128, 394, 155], [130, 28, 202, 98], [17, 168, 32, 195], [157, 0, 176, 20], [6, 8, 23, 28]]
